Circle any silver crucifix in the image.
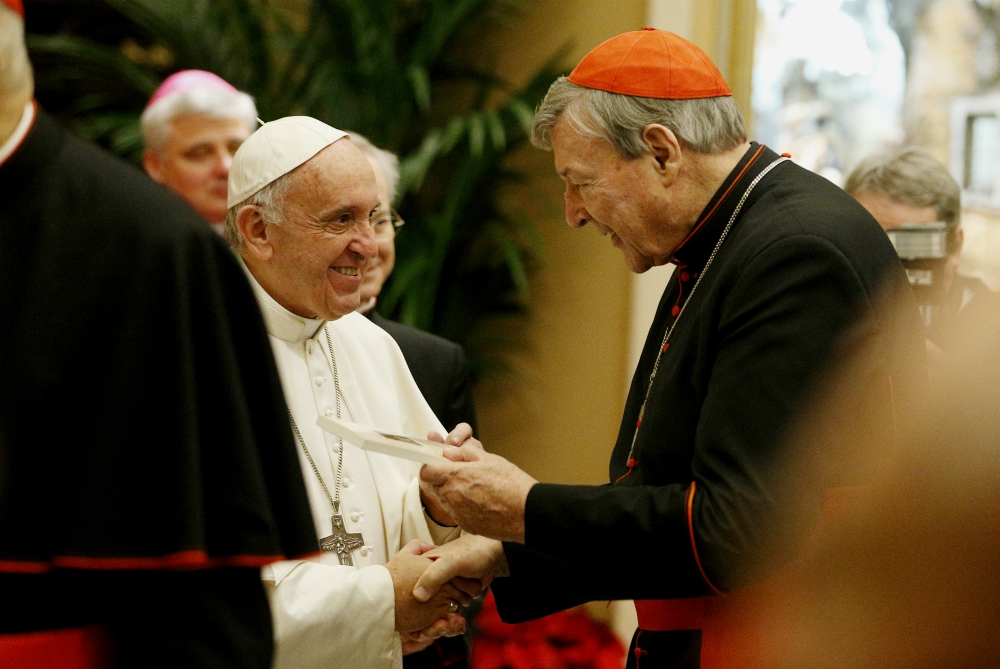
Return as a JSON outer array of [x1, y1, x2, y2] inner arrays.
[[320, 503, 364, 566]]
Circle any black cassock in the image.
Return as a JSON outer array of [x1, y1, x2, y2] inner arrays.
[[491, 144, 925, 668], [369, 310, 478, 437], [0, 109, 318, 668]]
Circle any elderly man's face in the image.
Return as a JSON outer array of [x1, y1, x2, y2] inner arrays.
[[144, 113, 251, 223], [550, 119, 679, 273], [263, 141, 380, 320]]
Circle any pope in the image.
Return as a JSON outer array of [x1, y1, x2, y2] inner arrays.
[[413, 29, 925, 669], [223, 116, 479, 669]]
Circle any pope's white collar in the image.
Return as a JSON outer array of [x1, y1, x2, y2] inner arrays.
[[0, 100, 36, 167], [237, 256, 326, 342], [356, 296, 376, 315]]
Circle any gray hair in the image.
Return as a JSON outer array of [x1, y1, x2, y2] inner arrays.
[[224, 171, 298, 250], [845, 148, 961, 230], [530, 76, 746, 159], [0, 5, 33, 115], [347, 131, 400, 204], [141, 86, 257, 153]]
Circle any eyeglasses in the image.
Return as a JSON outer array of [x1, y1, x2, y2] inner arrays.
[[372, 208, 405, 240]]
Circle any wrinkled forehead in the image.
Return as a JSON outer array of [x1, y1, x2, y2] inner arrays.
[[551, 120, 582, 173], [551, 118, 615, 180], [290, 141, 380, 212]]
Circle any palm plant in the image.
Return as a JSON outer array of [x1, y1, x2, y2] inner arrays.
[[28, 0, 562, 379]]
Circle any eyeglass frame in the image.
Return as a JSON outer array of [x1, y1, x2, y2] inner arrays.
[[372, 207, 405, 240]]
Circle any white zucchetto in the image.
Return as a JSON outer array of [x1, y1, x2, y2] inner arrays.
[[228, 116, 348, 208]]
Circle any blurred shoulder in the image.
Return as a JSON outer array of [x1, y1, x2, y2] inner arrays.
[[35, 113, 214, 246], [369, 312, 462, 358]]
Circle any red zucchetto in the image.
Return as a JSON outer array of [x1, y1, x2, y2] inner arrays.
[[568, 28, 732, 100], [2, 0, 23, 17]]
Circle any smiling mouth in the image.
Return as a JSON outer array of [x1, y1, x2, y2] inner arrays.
[[332, 267, 361, 276]]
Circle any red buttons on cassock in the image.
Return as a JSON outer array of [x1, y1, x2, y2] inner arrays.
[[680, 271, 690, 282], [671, 306, 681, 317]]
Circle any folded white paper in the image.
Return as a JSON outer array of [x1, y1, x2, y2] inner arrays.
[[315, 415, 448, 464]]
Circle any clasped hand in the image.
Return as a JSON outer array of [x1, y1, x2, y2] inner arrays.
[[388, 423, 535, 654], [386, 539, 479, 647], [387, 535, 509, 655]]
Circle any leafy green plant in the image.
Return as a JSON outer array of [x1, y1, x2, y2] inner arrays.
[[28, 0, 563, 379]]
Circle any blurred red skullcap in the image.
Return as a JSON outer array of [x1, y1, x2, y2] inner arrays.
[[145, 70, 238, 110], [568, 28, 731, 99], [2, 0, 24, 17]]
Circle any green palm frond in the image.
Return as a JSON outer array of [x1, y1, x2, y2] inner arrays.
[[28, 0, 565, 380]]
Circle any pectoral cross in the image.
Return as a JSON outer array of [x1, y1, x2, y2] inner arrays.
[[320, 504, 364, 566]]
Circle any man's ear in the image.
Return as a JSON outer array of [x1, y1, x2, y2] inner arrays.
[[142, 150, 163, 182], [641, 124, 683, 185], [236, 205, 274, 261]]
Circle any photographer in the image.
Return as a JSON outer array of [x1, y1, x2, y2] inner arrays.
[[847, 148, 1000, 352]]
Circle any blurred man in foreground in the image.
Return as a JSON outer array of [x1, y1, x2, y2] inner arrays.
[[142, 69, 256, 233], [846, 148, 1000, 351], [224, 117, 477, 669], [0, 3, 318, 667], [412, 29, 923, 669], [735, 307, 1000, 669]]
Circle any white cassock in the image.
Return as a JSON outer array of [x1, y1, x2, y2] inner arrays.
[[243, 267, 461, 669]]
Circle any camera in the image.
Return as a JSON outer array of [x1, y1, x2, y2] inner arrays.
[[885, 222, 949, 325]]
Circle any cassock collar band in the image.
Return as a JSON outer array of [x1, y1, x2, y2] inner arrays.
[[672, 142, 781, 271], [237, 256, 326, 342]]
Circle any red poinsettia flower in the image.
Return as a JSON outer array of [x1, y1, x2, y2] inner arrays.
[[470, 591, 626, 669]]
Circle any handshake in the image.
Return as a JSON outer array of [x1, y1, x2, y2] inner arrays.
[[385, 534, 502, 655], [387, 422, 538, 655]]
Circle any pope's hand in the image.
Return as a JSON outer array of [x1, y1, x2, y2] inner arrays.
[[426, 422, 477, 455], [399, 611, 466, 656], [420, 436, 537, 542], [386, 540, 480, 633], [413, 534, 507, 603]]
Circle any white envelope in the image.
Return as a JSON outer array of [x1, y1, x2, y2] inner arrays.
[[316, 415, 448, 465]]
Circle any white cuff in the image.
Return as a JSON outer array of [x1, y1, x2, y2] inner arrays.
[[264, 559, 400, 669]]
